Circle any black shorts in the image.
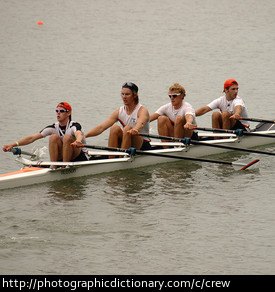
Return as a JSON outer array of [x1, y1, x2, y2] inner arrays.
[[191, 131, 199, 140], [140, 140, 152, 150], [231, 120, 248, 131], [71, 150, 89, 162]]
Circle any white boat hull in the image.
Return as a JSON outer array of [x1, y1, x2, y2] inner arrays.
[[1, 126, 275, 190]]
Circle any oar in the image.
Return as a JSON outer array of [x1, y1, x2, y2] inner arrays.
[[239, 117, 275, 124], [195, 126, 275, 138], [142, 133, 275, 156], [82, 144, 259, 170], [10, 147, 37, 158]]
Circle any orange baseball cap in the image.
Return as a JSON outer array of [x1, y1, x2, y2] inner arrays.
[[223, 79, 238, 92], [57, 102, 72, 111]]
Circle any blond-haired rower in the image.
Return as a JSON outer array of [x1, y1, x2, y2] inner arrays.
[[150, 83, 198, 143]]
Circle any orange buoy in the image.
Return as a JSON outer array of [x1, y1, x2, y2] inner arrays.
[[37, 21, 44, 25]]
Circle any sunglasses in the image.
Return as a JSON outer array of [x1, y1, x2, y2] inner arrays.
[[122, 82, 138, 92], [169, 93, 181, 98], [56, 109, 68, 113]]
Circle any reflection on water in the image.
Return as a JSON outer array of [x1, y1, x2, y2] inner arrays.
[[104, 168, 154, 195], [45, 151, 259, 201], [47, 177, 89, 200], [97, 161, 204, 218]]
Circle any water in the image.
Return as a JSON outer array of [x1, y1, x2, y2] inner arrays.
[[0, 0, 274, 274]]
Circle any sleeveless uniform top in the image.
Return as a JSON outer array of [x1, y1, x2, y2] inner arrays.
[[207, 95, 249, 128], [40, 120, 90, 159], [118, 103, 150, 142], [156, 101, 197, 125]]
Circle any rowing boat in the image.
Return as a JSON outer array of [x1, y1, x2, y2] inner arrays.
[[1, 122, 274, 190]]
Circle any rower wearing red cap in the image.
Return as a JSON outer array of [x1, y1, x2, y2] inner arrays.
[[195, 79, 250, 131], [150, 83, 198, 144], [3, 102, 91, 164]]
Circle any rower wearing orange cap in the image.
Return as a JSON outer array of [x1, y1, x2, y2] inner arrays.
[[3, 102, 90, 163], [195, 79, 250, 131]]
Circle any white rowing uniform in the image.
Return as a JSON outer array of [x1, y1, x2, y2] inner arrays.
[[40, 120, 90, 159], [207, 95, 250, 128], [155, 101, 197, 125], [118, 103, 150, 141]]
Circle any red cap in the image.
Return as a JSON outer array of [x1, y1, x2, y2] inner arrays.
[[57, 102, 72, 112], [223, 79, 238, 92]]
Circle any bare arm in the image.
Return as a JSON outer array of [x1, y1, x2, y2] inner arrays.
[[184, 114, 194, 129], [231, 105, 242, 120], [85, 109, 119, 138], [72, 130, 85, 147], [150, 112, 160, 122], [3, 132, 44, 152], [128, 106, 150, 135], [195, 106, 212, 117], [74, 130, 83, 143]]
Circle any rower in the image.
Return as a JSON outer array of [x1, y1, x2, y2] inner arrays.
[[85, 82, 151, 151], [150, 83, 198, 147], [195, 79, 250, 132], [2, 102, 91, 163]]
